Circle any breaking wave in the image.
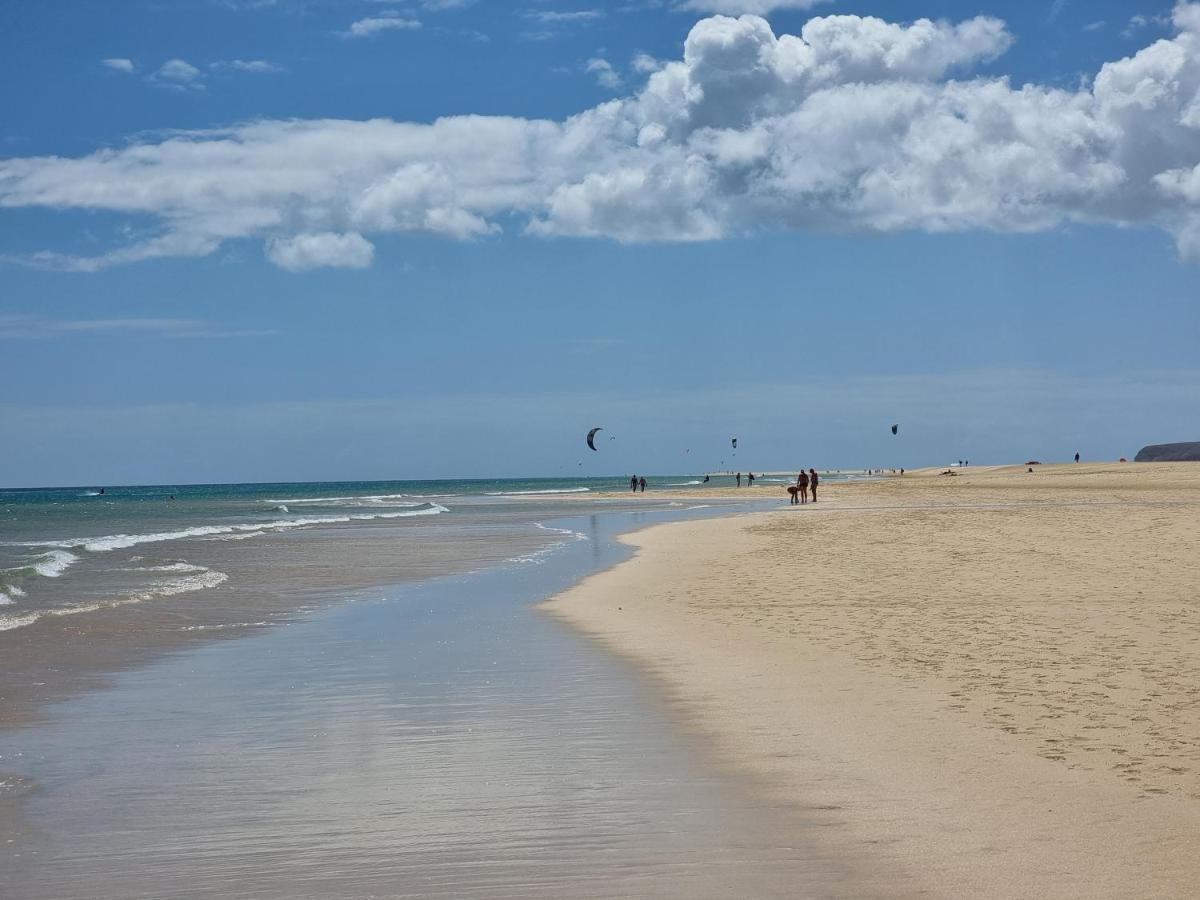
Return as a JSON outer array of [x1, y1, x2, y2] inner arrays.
[[0, 568, 229, 633], [12, 504, 450, 554]]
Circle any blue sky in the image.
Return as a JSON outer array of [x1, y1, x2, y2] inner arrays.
[[2, 0, 1199, 486]]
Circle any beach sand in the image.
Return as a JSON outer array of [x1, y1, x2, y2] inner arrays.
[[544, 462, 1200, 898]]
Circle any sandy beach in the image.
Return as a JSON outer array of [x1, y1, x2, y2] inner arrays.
[[545, 462, 1200, 898]]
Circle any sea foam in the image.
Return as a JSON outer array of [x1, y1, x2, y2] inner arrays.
[[0, 567, 229, 632], [486, 488, 591, 496], [17, 504, 450, 554]]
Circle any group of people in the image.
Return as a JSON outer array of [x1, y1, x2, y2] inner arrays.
[[788, 468, 818, 505], [735, 472, 757, 487], [782, 472, 820, 508], [629, 475, 647, 493]]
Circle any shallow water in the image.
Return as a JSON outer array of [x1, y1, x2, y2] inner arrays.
[[0, 506, 844, 899]]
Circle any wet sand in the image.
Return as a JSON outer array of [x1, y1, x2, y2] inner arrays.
[[1, 506, 860, 899], [0, 521, 553, 730], [545, 462, 1200, 898]]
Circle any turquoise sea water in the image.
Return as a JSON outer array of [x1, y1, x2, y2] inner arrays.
[[0, 474, 851, 632]]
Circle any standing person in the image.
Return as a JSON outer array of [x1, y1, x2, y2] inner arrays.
[[808, 468, 819, 502], [748, 471, 755, 487], [736, 472, 742, 487], [630, 475, 638, 492], [797, 469, 809, 504], [639, 476, 647, 493], [1075, 452, 1081, 463]]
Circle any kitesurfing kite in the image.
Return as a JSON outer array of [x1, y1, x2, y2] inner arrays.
[[731, 437, 738, 449], [586, 427, 603, 451], [891, 424, 899, 436]]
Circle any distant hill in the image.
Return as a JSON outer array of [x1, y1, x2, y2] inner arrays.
[[1134, 442, 1200, 462]]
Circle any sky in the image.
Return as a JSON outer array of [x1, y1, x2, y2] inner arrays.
[[2, 0, 1199, 486]]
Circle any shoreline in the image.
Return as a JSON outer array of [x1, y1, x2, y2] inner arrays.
[[543, 462, 1200, 898], [2, 501, 844, 899]]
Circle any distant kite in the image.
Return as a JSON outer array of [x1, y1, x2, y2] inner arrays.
[[731, 437, 738, 449], [586, 427, 603, 451], [891, 424, 899, 436]]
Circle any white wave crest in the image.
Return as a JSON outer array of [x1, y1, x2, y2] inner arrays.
[[487, 488, 591, 496], [18, 504, 450, 553], [0, 568, 228, 632], [265, 493, 419, 505], [122, 563, 208, 573], [34, 550, 79, 577], [667, 481, 703, 486]]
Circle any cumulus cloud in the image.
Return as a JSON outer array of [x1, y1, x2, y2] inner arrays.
[[674, 0, 827, 14], [101, 58, 135, 73], [266, 232, 376, 271], [344, 12, 421, 38], [5, 6, 1200, 270]]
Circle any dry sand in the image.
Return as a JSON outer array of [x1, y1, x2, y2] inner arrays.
[[544, 462, 1200, 898]]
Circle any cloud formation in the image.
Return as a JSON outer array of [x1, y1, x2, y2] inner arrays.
[[266, 232, 376, 271], [674, 0, 827, 14], [149, 58, 204, 89], [344, 12, 421, 37], [5, 5, 1200, 270], [101, 58, 135, 73]]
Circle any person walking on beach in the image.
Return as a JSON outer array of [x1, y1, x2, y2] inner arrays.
[[631, 475, 638, 492], [808, 468, 818, 502], [736, 472, 742, 487], [796, 469, 809, 504], [639, 476, 647, 493]]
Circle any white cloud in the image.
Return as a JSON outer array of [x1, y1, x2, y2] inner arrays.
[[344, 12, 421, 37], [674, 0, 827, 14], [1123, 12, 1171, 38], [266, 232, 376, 271], [521, 9, 604, 24], [101, 58, 135, 73], [150, 58, 204, 89], [5, 6, 1200, 270], [211, 59, 284, 73], [631, 52, 662, 74], [585, 57, 622, 89], [1084, 20, 1107, 32]]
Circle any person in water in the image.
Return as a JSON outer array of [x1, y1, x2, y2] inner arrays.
[[748, 472, 756, 487], [736, 472, 742, 487], [630, 475, 638, 492], [796, 469, 810, 504], [808, 468, 818, 502], [703, 475, 710, 483], [639, 476, 647, 493]]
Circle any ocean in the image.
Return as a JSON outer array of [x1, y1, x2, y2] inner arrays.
[[0, 476, 728, 632], [1, 474, 858, 897]]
